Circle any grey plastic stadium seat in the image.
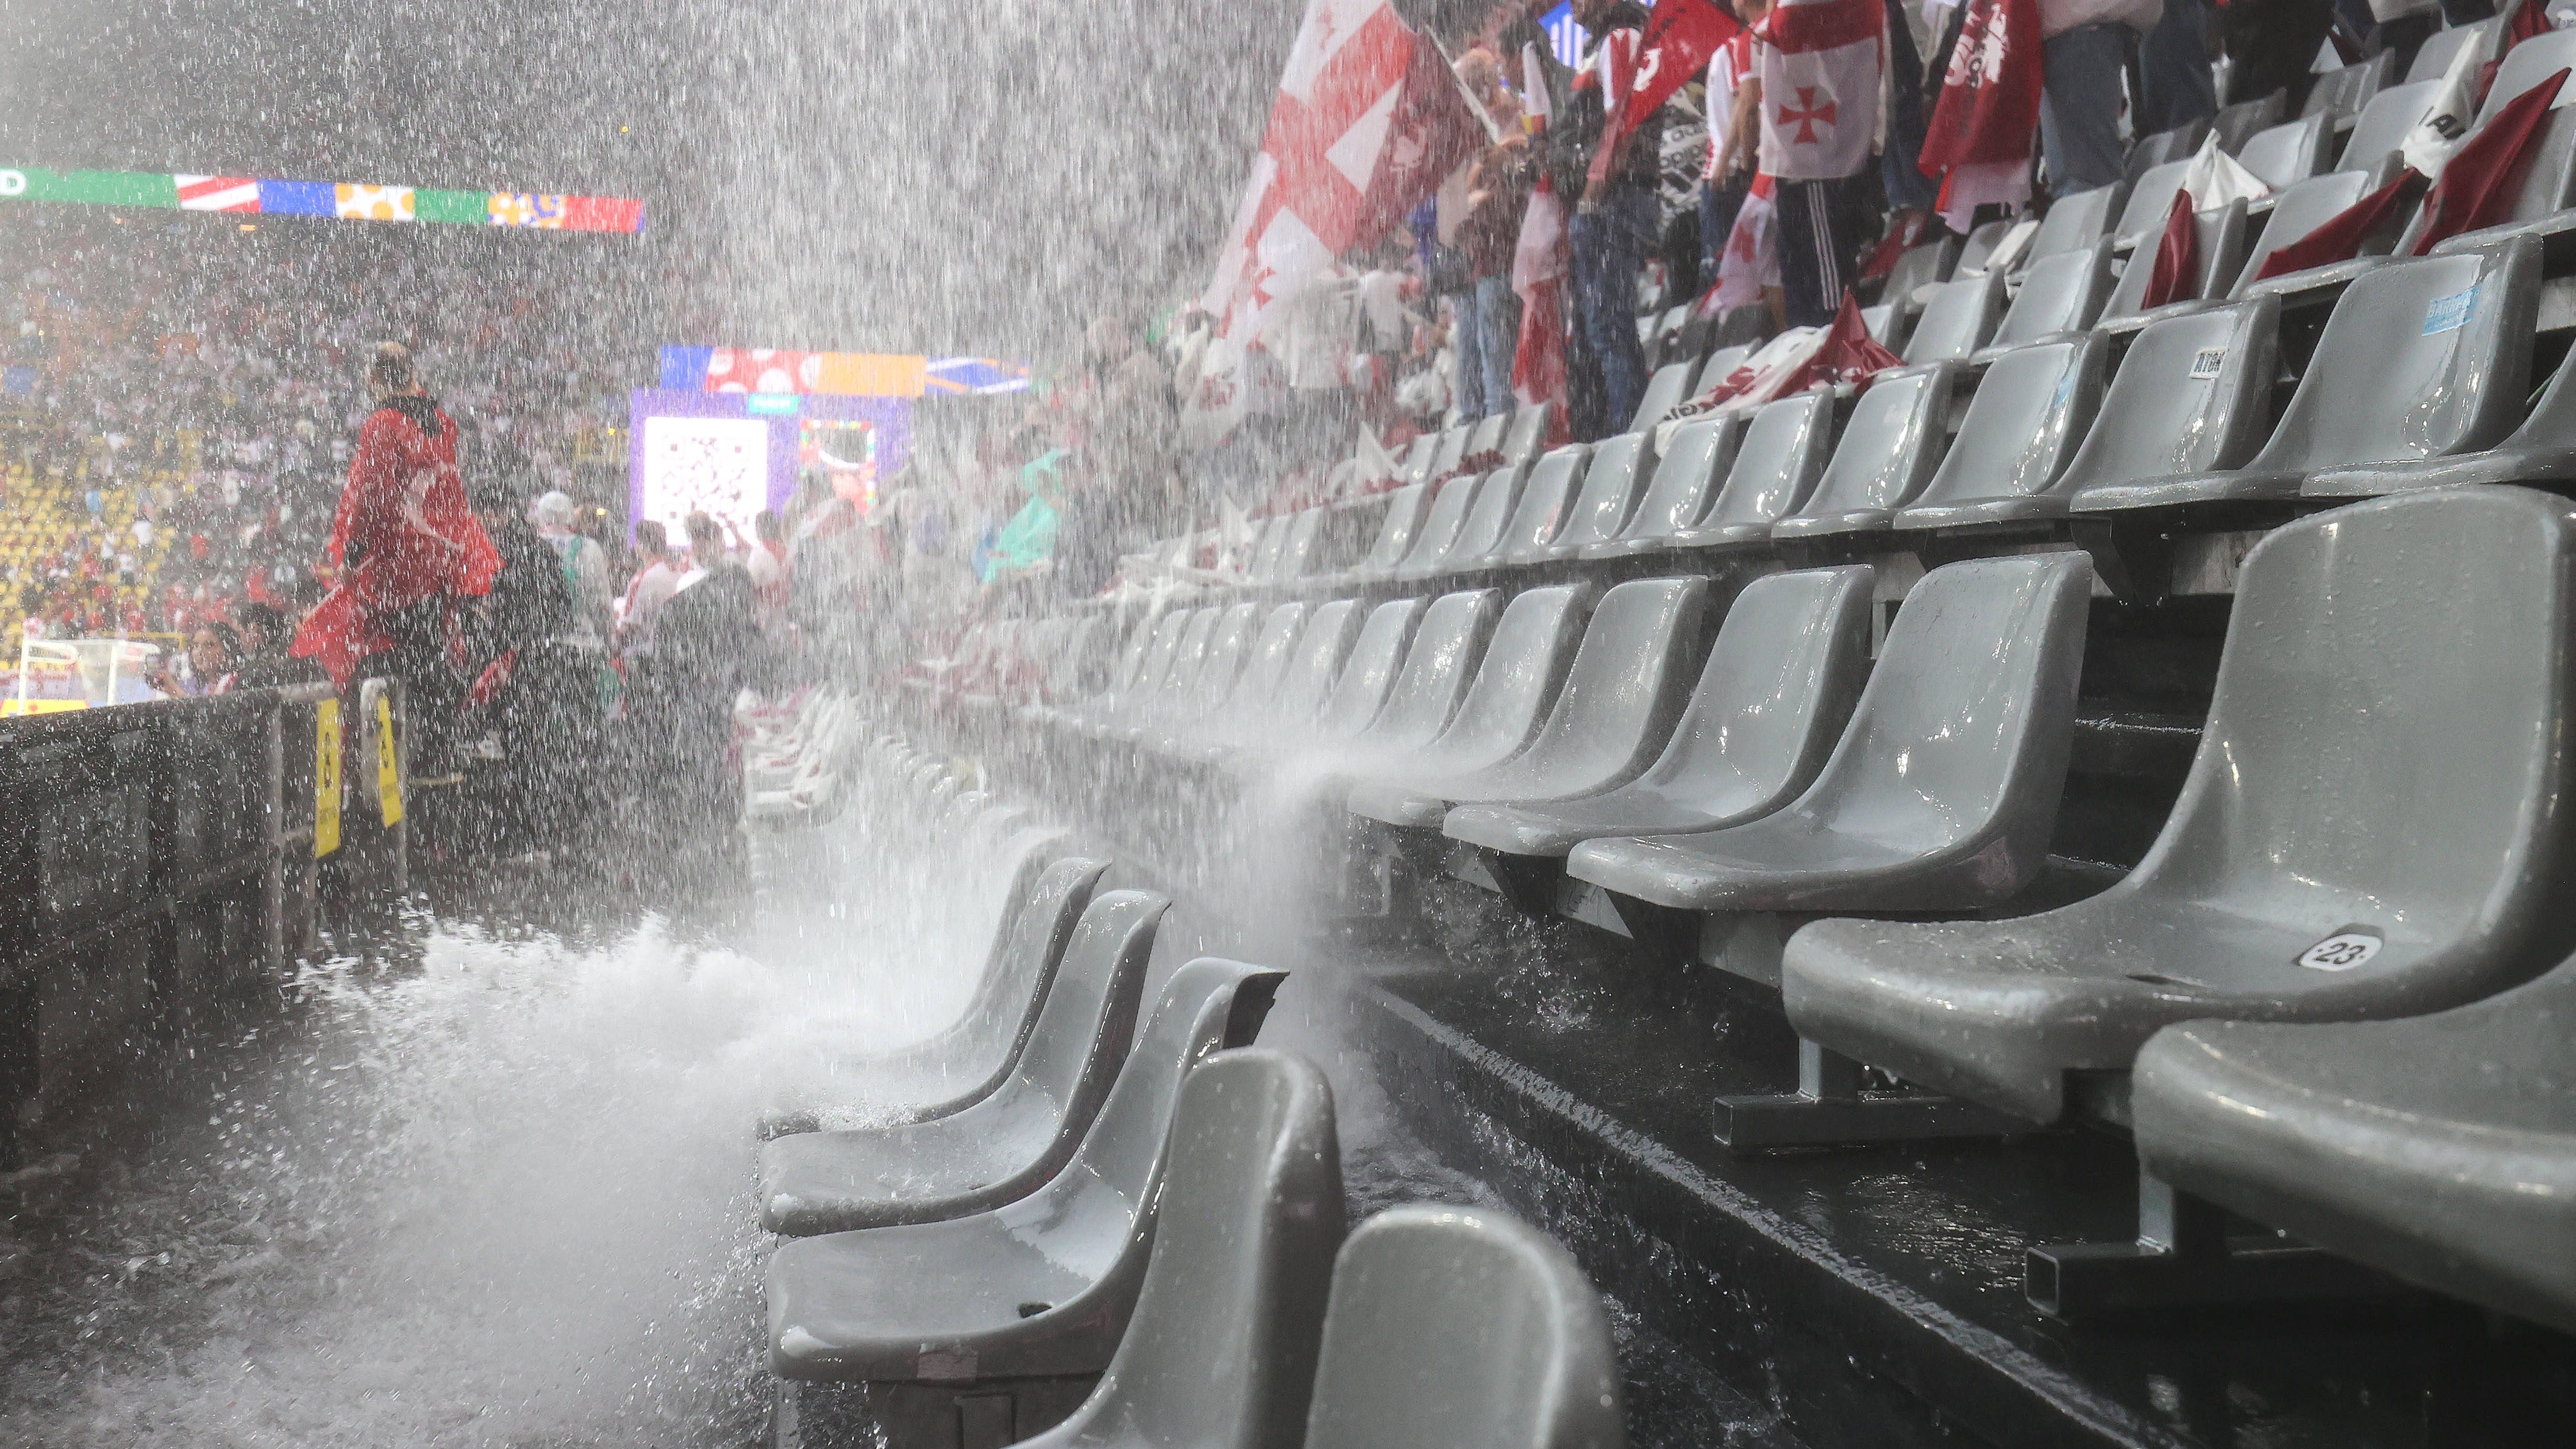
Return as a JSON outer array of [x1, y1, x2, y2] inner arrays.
[[1299, 1205, 1626, 1449], [1859, 303, 1907, 353], [2301, 53, 2390, 124], [1078, 609, 1213, 741], [1309, 597, 1429, 743], [1063, 610, 1191, 735], [2133, 957, 2576, 1336], [1785, 487, 2576, 1127], [1152, 603, 1314, 757], [759, 853, 1108, 1139], [1247, 518, 1293, 580], [2078, 238, 2537, 512], [1492, 445, 1592, 565], [1396, 434, 1439, 486], [1333, 585, 1592, 793], [1341, 484, 1430, 581], [996, 1049, 1347, 1449], [2028, 182, 2126, 261], [1698, 342, 1755, 389], [2123, 121, 2208, 185], [1582, 416, 1746, 558], [2110, 158, 2192, 243], [1668, 392, 1834, 547], [2228, 170, 2378, 295], [2313, 324, 2576, 493], [1331, 590, 1503, 768], [2404, 18, 2493, 85], [1769, 363, 1960, 540], [1954, 218, 2014, 276], [1276, 508, 1325, 578], [1465, 409, 1511, 460], [2337, 77, 2436, 180], [1428, 427, 1471, 480], [1388, 472, 1486, 581], [1902, 268, 2008, 364], [1190, 601, 1368, 769], [1629, 358, 1701, 433], [1426, 462, 1531, 575], [1542, 432, 1658, 557], [2209, 91, 2283, 154], [1347, 576, 1707, 829], [1118, 602, 1255, 743], [2423, 30, 2576, 256], [1881, 235, 1962, 307], [1980, 240, 2114, 356], [1891, 337, 2105, 531], [2097, 200, 2249, 331], [2234, 113, 2331, 189], [1567, 552, 2091, 919], [1445, 567, 1872, 860], [1501, 403, 1554, 462], [765, 963, 1292, 1385], [757, 889, 1167, 1236]]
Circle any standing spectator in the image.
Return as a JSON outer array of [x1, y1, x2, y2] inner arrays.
[[616, 519, 682, 661], [2138, 0, 2219, 135], [1705, 0, 1768, 283], [534, 490, 613, 654], [637, 512, 764, 832], [1744, 0, 1887, 327], [746, 509, 791, 639], [153, 621, 238, 697], [1551, 0, 1665, 436], [2039, 0, 2165, 196], [1454, 48, 1531, 422]]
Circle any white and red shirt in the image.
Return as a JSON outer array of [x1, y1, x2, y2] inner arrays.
[[1703, 29, 1760, 181], [1755, 0, 1887, 182]]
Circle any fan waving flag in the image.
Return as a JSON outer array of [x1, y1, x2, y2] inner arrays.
[[1200, 0, 1485, 351], [1917, 0, 2041, 229], [1624, 0, 1744, 130], [1757, 0, 1886, 181]]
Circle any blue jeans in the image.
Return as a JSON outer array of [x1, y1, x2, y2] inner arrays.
[[1701, 175, 1750, 283], [2139, 0, 2218, 136], [2041, 24, 2137, 195], [1466, 276, 1521, 420], [1570, 186, 1657, 436]]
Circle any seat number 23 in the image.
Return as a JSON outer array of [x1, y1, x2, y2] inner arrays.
[[2295, 930, 2382, 972]]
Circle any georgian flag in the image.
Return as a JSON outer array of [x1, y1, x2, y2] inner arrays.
[[175, 175, 260, 213], [1755, 0, 1885, 182]]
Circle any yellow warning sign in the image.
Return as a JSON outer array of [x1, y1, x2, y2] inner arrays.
[[314, 698, 342, 858], [374, 692, 404, 827]]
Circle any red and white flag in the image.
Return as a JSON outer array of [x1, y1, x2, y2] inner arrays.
[[1514, 41, 1571, 415], [1704, 172, 1780, 314], [1588, 0, 1743, 190], [1199, 0, 1484, 351], [1755, 0, 1886, 182], [175, 175, 260, 213], [1916, 0, 2041, 230]]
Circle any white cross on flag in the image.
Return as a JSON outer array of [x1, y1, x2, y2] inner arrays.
[[1755, 0, 1885, 182], [1199, 0, 1482, 351]]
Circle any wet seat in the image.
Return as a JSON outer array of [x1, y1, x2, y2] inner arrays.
[[1902, 268, 2008, 365], [1768, 363, 1960, 540], [2031, 183, 2127, 262], [1328, 585, 1592, 796], [2405, 19, 2493, 84], [1783, 487, 2576, 1127], [1420, 462, 1533, 577], [2073, 237, 2537, 514], [2095, 200, 2250, 334], [1500, 401, 1555, 462], [1630, 357, 1702, 433], [758, 851, 1110, 1139], [1346, 576, 1707, 830], [1444, 567, 1872, 861], [1885, 335, 2107, 532], [1065, 610, 1209, 743], [1311, 590, 1504, 773], [1324, 484, 1429, 585], [1386, 472, 1486, 580], [1580, 416, 1746, 558], [2330, 78, 2437, 181], [1187, 600, 1366, 770], [1665, 392, 1834, 548], [2419, 31, 2576, 258], [2301, 52, 2391, 126], [2226, 170, 2379, 297], [1303, 596, 1430, 745], [1566, 552, 2091, 922], [2234, 113, 2332, 189], [1274, 508, 1325, 579], [1113, 603, 1257, 744], [1489, 446, 1592, 566], [1539, 432, 1658, 557], [978, 1048, 1346, 1449], [2308, 320, 2576, 493], [765, 963, 1292, 1390], [1973, 239, 2114, 359], [2132, 954, 2576, 1336], [1147, 603, 1312, 758], [2209, 91, 2284, 154], [758, 890, 1169, 1236]]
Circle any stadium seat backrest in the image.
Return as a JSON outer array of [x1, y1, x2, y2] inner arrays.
[[2235, 113, 2332, 189], [1698, 342, 1754, 387], [2230, 171, 2373, 294], [1466, 409, 1511, 459], [1269, 599, 1366, 723], [1314, 598, 1427, 739], [2406, 18, 2494, 85], [1501, 403, 1554, 462], [1882, 236, 1962, 306], [2336, 78, 2439, 178], [1629, 358, 1702, 433], [1783, 363, 1958, 523], [1247, 517, 1294, 580], [1443, 460, 1534, 568], [1698, 392, 1834, 532], [1303, 1206, 1623, 1449], [2111, 158, 2192, 242], [2300, 52, 2390, 122], [1421, 583, 1594, 768], [1902, 269, 2007, 364], [1238, 604, 1314, 711], [1398, 433, 1441, 486], [1610, 415, 1744, 547], [1354, 484, 1430, 575], [1185, 604, 1263, 712], [1430, 427, 1472, 480], [2028, 182, 2126, 261], [1492, 576, 1708, 795], [1393, 472, 1486, 577], [1547, 431, 1658, 554], [1906, 338, 2104, 511], [2210, 91, 2284, 154], [2235, 237, 2537, 475], [1026, 1049, 1344, 1449], [2054, 297, 2279, 495], [1278, 509, 1325, 579], [2124, 122, 2207, 184], [2101, 200, 2247, 322], [1495, 445, 1593, 564], [2445, 31, 2576, 232], [1954, 218, 2013, 276], [1356, 589, 1502, 753], [1989, 239, 2114, 347]]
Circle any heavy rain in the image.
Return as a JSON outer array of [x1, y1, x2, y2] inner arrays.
[[4, 1, 2575, 1447]]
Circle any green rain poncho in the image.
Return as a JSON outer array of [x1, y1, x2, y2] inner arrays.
[[980, 449, 1067, 583]]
